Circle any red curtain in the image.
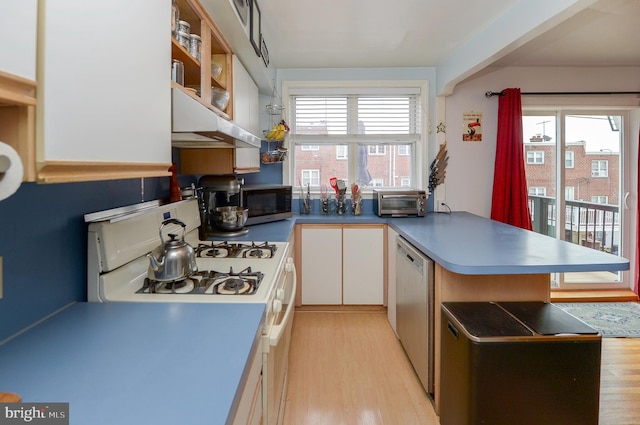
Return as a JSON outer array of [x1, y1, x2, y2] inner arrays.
[[490, 88, 532, 230]]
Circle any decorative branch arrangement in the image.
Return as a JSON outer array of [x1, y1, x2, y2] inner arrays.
[[428, 142, 448, 193]]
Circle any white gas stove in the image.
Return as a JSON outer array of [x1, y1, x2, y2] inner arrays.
[[86, 199, 289, 305]]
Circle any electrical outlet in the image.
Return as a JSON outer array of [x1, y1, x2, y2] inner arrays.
[[436, 199, 445, 212], [0, 256, 3, 299]]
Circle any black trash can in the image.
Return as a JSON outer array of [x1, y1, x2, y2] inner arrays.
[[440, 301, 601, 425]]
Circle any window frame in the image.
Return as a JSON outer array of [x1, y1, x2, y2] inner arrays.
[[528, 186, 547, 196], [565, 151, 575, 168], [526, 150, 545, 164], [591, 159, 609, 177], [281, 80, 429, 196], [300, 169, 320, 186], [368, 145, 386, 155]]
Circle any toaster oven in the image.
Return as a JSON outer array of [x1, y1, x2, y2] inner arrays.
[[373, 189, 427, 217]]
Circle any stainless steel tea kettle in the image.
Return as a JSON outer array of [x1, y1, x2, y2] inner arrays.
[[147, 218, 197, 282]]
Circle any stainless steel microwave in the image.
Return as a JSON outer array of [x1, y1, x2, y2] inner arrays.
[[373, 189, 427, 217], [241, 185, 293, 225]]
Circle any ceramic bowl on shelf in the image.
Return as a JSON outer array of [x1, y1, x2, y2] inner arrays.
[[211, 87, 229, 110], [211, 63, 223, 80]]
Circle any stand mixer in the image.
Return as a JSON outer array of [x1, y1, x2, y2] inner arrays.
[[198, 176, 249, 238]]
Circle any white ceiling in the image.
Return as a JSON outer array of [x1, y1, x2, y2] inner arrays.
[[259, 0, 640, 72], [492, 0, 640, 67]]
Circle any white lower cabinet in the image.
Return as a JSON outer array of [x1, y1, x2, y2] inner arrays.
[[301, 225, 343, 305], [300, 224, 385, 305], [231, 337, 262, 425]]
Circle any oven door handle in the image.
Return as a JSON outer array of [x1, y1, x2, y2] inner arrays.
[[269, 261, 297, 347]]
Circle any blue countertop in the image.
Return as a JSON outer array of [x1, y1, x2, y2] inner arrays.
[[0, 302, 265, 425], [388, 212, 630, 274], [212, 214, 385, 242], [231, 212, 629, 275]]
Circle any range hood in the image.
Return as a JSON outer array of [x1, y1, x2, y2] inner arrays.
[[171, 88, 261, 149]]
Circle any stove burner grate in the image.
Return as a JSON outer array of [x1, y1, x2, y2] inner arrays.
[[211, 266, 263, 295], [195, 241, 277, 259], [136, 267, 263, 295]]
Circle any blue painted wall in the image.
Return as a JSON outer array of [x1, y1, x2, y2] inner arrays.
[[0, 178, 168, 342]]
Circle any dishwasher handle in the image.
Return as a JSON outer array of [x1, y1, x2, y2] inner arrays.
[[397, 238, 425, 275]]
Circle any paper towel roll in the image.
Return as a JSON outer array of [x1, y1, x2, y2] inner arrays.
[[0, 141, 23, 201]]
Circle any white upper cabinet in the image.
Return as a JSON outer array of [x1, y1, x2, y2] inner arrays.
[[0, 0, 37, 81], [232, 55, 260, 171], [232, 55, 259, 137], [36, 0, 172, 183]]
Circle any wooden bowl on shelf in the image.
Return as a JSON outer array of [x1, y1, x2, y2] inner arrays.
[[0, 392, 21, 402]]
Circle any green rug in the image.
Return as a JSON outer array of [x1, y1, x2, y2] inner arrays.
[[554, 302, 640, 338]]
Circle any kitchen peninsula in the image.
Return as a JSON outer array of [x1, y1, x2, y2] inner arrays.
[[387, 211, 629, 413]]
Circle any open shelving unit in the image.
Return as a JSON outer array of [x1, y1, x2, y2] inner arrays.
[[172, 0, 234, 120]]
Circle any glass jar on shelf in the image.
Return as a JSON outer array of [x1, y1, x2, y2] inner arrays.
[[177, 31, 190, 50], [171, 0, 180, 38], [178, 20, 190, 35], [189, 34, 201, 62]]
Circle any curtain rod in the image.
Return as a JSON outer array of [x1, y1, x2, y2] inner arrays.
[[484, 90, 640, 98]]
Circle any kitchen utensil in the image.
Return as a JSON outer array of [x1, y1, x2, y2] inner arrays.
[[351, 183, 361, 215], [329, 177, 338, 195], [147, 218, 197, 282], [336, 179, 346, 195], [211, 206, 248, 230], [321, 184, 328, 199], [300, 184, 311, 214]]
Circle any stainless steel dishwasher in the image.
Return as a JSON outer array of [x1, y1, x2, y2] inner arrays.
[[396, 236, 434, 395]]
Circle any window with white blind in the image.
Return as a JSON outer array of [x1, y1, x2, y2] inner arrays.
[[282, 81, 427, 192]]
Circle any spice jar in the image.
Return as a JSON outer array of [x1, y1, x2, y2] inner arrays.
[[178, 20, 190, 36], [189, 34, 201, 62], [177, 31, 190, 50], [171, 60, 184, 86], [171, 0, 180, 38]]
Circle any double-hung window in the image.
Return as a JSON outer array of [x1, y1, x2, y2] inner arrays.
[[283, 82, 427, 192]]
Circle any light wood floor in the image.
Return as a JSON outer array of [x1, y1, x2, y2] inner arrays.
[[283, 310, 640, 425], [283, 310, 439, 425]]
